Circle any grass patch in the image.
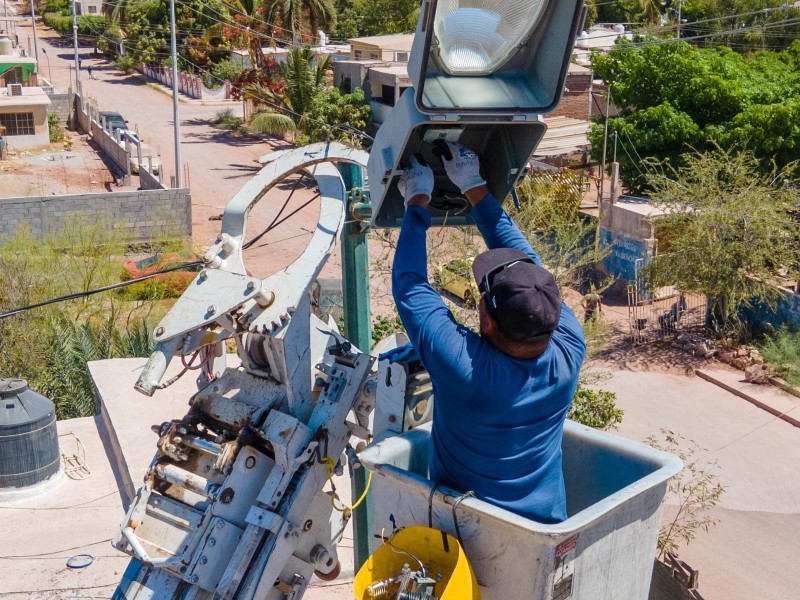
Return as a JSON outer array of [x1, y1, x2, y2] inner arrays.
[[216, 108, 244, 132], [759, 328, 800, 386]]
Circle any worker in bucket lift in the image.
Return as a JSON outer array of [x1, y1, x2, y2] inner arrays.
[[391, 143, 586, 524]]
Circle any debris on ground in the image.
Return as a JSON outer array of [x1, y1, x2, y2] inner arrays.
[[671, 332, 718, 359], [744, 363, 774, 384]]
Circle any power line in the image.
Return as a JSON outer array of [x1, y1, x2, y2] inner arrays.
[[0, 260, 202, 320]]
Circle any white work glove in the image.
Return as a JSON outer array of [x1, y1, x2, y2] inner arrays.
[[441, 142, 486, 194], [398, 156, 434, 205]]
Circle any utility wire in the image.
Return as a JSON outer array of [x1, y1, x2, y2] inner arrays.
[[0, 261, 202, 321]]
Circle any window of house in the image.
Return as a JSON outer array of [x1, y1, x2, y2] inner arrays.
[[370, 53, 379, 59], [354, 50, 362, 59], [88, 5, 97, 13], [394, 52, 409, 62], [381, 84, 395, 106], [0, 112, 35, 136], [3, 67, 23, 85]]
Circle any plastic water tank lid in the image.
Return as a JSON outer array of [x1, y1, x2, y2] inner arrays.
[[0, 379, 28, 398]]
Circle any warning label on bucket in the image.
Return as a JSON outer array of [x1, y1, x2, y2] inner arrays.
[[556, 534, 579, 558], [553, 534, 579, 599]]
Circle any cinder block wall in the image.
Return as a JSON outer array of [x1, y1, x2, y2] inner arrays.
[[73, 95, 130, 175], [139, 165, 164, 190], [0, 189, 192, 242], [46, 93, 71, 125]]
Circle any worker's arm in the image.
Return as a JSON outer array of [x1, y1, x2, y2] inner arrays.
[[441, 142, 541, 266], [392, 158, 478, 384], [392, 206, 477, 384]]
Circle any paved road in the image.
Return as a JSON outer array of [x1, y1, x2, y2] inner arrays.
[[603, 369, 800, 600], [14, 14, 326, 279]]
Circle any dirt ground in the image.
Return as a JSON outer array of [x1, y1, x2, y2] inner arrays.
[[0, 130, 126, 197]]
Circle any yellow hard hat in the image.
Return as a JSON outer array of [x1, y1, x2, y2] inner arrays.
[[353, 526, 480, 600]]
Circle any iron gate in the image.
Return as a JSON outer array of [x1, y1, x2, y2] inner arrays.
[[628, 257, 706, 344]]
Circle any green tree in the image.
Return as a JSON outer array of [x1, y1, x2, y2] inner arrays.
[[329, 0, 359, 39], [120, 0, 169, 66], [0, 223, 166, 419], [352, 0, 419, 36], [514, 173, 608, 291], [590, 40, 800, 193], [297, 86, 371, 146], [643, 146, 800, 335]]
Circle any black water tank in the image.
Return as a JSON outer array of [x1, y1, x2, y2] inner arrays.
[[0, 379, 60, 490]]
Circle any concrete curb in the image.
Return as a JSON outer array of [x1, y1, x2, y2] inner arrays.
[[769, 375, 800, 400], [695, 369, 800, 428]]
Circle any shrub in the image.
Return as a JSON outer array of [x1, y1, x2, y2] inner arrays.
[[372, 314, 406, 346], [42, 13, 108, 36], [114, 54, 138, 74], [568, 385, 624, 430], [202, 59, 241, 89], [759, 328, 800, 386], [647, 429, 725, 558], [48, 113, 64, 143], [215, 108, 243, 131]]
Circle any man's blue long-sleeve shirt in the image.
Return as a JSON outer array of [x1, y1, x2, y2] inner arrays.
[[391, 196, 586, 523]]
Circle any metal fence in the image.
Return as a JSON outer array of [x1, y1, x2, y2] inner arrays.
[[627, 257, 707, 344]]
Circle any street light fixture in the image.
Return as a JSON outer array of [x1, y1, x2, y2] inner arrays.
[[367, 0, 587, 228], [40, 47, 52, 82]]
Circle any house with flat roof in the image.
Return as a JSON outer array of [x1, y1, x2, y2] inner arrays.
[[347, 34, 413, 62], [0, 85, 52, 148], [0, 34, 50, 148], [75, 0, 102, 14]]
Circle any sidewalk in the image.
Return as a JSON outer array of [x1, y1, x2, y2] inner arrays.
[[696, 367, 800, 428]]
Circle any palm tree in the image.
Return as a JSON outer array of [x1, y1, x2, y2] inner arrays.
[[245, 47, 331, 138], [264, 0, 336, 46], [638, 0, 661, 26]]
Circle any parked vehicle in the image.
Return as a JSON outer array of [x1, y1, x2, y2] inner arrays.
[[436, 256, 479, 307], [99, 111, 128, 137]]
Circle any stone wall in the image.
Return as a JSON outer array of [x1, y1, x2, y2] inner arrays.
[[0, 188, 192, 242]]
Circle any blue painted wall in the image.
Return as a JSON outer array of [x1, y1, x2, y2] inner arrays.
[[742, 290, 800, 332], [599, 228, 647, 282]]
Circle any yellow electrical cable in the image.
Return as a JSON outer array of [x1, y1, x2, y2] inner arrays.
[[321, 456, 373, 512]]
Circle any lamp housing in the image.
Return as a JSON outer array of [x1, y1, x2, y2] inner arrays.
[[367, 0, 586, 228]]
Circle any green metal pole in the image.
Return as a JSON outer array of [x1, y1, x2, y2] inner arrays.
[[338, 162, 372, 571]]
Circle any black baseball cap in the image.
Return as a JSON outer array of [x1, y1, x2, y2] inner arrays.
[[472, 248, 561, 343]]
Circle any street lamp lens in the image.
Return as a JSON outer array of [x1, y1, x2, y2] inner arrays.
[[432, 0, 548, 75]]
